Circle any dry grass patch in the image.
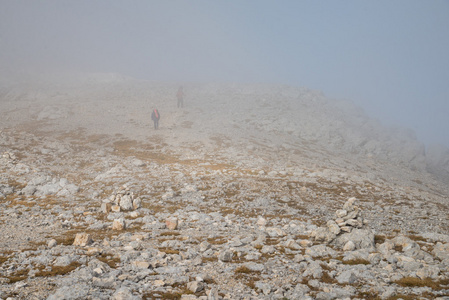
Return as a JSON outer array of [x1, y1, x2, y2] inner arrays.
[[0, 251, 13, 266], [300, 277, 318, 291], [394, 244, 403, 252], [394, 276, 449, 290], [21, 241, 47, 252], [265, 238, 279, 246], [387, 295, 426, 300], [160, 231, 181, 237], [6, 179, 26, 191], [253, 244, 263, 250], [142, 290, 187, 300], [4, 193, 38, 209], [0, 256, 9, 265], [54, 233, 76, 246], [407, 234, 428, 243], [158, 247, 180, 255], [342, 258, 371, 265], [320, 271, 337, 284], [35, 261, 81, 277], [7, 268, 29, 283], [202, 256, 218, 263], [142, 203, 166, 213], [235, 265, 259, 274], [54, 227, 123, 246], [142, 283, 205, 300], [113, 139, 179, 164], [374, 235, 386, 244], [276, 246, 296, 259], [355, 291, 381, 299], [96, 252, 121, 268], [234, 265, 262, 290], [207, 236, 227, 245]]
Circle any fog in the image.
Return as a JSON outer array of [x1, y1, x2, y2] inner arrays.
[[1, 0, 448, 147]]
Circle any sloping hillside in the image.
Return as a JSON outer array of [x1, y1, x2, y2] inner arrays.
[[0, 75, 448, 299]]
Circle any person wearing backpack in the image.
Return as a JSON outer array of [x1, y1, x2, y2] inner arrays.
[[151, 108, 160, 129]]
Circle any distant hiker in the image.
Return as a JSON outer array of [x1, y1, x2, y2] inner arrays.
[[176, 86, 184, 108], [151, 108, 160, 129]]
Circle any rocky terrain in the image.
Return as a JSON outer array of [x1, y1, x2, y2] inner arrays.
[[0, 74, 448, 299]]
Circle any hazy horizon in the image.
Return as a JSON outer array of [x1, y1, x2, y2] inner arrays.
[[1, 0, 448, 147]]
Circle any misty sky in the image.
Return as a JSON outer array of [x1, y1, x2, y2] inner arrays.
[[1, 0, 448, 147]]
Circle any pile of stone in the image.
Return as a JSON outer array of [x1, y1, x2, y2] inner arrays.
[[101, 185, 142, 213], [333, 196, 365, 232], [1, 151, 17, 162], [311, 197, 375, 251]]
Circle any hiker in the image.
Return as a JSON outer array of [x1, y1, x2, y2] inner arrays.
[[176, 86, 184, 108], [151, 108, 160, 129]]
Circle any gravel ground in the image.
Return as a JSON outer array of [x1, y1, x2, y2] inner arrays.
[[0, 77, 448, 299]]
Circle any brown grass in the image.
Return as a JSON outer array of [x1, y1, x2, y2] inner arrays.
[[374, 235, 386, 244], [96, 253, 121, 268], [7, 268, 29, 283], [264, 238, 279, 246], [393, 276, 449, 290], [158, 247, 180, 255], [234, 265, 261, 290], [0, 252, 12, 266], [160, 231, 181, 237], [202, 256, 218, 263], [235, 265, 256, 274], [142, 291, 183, 299], [142, 286, 203, 300], [342, 258, 371, 265], [387, 295, 423, 300], [407, 234, 428, 242], [320, 271, 337, 284], [207, 236, 227, 245], [35, 261, 81, 277], [394, 245, 403, 252]]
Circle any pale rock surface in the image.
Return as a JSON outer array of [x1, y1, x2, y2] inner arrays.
[[73, 233, 93, 247]]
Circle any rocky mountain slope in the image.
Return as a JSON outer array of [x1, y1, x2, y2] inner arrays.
[[0, 74, 448, 299]]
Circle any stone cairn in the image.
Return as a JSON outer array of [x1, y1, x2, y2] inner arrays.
[[100, 185, 143, 232], [311, 197, 373, 250], [329, 196, 365, 235], [101, 185, 142, 214]]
